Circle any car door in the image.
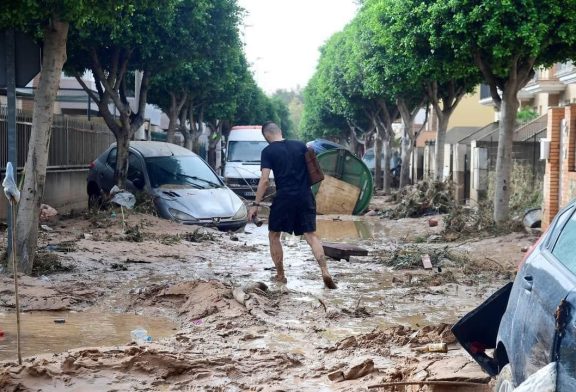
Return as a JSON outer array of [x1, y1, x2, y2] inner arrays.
[[549, 211, 576, 391], [511, 205, 576, 383], [100, 148, 117, 192], [126, 152, 146, 192]]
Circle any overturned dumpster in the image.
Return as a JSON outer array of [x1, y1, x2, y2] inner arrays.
[[313, 149, 373, 215]]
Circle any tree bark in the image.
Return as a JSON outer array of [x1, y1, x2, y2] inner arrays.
[[374, 130, 383, 189], [397, 98, 421, 188], [493, 90, 520, 223], [434, 113, 450, 181], [166, 91, 187, 144], [14, 18, 69, 274], [76, 50, 149, 188], [207, 120, 222, 169]]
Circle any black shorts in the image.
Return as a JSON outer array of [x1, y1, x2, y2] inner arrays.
[[268, 192, 316, 235]]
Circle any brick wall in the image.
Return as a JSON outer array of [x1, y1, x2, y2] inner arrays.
[[542, 107, 563, 228]]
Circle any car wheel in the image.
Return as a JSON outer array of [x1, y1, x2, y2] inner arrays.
[[88, 188, 102, 210], [494, 364, 515, 392]]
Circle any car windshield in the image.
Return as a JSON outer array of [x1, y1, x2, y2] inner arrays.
[[145, 156, 222, 189], [227, 141, 268, 162]]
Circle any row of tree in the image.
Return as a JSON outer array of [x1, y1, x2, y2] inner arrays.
[[1, 0, 291, 273], [301, 0, 576, 222]]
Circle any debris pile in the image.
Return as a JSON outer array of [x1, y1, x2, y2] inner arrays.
[[383, 181, 454, 219], [374, 244, 470, 270], [328, 323, 456, 354], [442, 202, 524, 239]]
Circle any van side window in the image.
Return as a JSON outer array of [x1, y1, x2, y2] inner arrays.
[[552, 213, 576, 273]]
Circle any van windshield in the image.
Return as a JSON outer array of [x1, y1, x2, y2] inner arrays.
[[227, 141, 268, 162]]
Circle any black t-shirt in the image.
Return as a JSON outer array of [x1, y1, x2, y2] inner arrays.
[[261, 140, 309, 196]]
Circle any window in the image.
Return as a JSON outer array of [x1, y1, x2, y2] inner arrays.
[[145, 155, 222, 189], [227, 141, 267, 162], [552, 212, 576, 274], [106, 148, 117, 168]]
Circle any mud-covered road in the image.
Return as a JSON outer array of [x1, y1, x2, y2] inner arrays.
[[0, 199, 535, 391]]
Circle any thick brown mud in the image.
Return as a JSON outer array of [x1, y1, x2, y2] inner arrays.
[[0, 201, 534, 391]]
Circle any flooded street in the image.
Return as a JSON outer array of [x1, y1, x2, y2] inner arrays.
[[0, 203, 533, 391]]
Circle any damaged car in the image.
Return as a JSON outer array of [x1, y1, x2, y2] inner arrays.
[[452, 201, 576, 391], [87, 141, 247, 231]]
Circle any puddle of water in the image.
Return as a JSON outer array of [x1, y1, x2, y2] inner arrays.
[[0, 311, 177, 362]]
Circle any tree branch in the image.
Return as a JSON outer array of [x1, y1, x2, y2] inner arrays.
[[137, 69, 150, 118], [473, 51, 502, 109], [74, 73, 100, 105]]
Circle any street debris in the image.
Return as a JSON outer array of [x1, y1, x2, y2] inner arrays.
[[383, 181, 454, 219], [323, 242, 369, 261], [0, 193, 529, 391], [327, 358, 375, 382], [39, 204, 58, 222], [32, 252, 73, 276], [374, 244, 470, 270]]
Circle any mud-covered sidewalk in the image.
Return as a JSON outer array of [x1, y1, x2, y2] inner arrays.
[[0, 197, 535, 391]]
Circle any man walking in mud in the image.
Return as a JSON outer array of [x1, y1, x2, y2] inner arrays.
[[248, 122, 337, 289]]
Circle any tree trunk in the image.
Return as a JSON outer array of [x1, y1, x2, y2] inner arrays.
[[493, 91, 520, 223], [14, 18, 69, 274], [400, 130, 413, 188], [207, 120, 221, 169], [166, 93, 178, 144], [374, 132, 383, 189], [383, 137, 391, 193], [349, 126, 359, 156], [434, 113, 449, 181], [166, 92, 187, 144]]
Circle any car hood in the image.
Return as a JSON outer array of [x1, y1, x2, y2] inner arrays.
[[152, 186, 243, 219]]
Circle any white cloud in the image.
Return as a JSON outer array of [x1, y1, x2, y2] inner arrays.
[[238, 0, 358, 94]]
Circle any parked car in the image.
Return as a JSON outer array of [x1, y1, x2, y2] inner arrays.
[[306, 138, 346, 154], [362, 148, 401, 186], [87, 141, 247, 231], [452, 200, 576, 391]]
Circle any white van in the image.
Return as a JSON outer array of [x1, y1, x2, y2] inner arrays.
[[224, 125, 274, 199]]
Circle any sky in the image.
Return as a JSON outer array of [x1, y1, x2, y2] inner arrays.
[[238, 0, 359, 94]]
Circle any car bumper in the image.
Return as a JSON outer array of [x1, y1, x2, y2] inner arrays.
[[177, 219, 247, 232], [451, 282, 513, 376], [227, 185, 276, 200]]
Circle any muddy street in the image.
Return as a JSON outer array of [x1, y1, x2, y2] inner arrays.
[[0, 200, 533, 391]]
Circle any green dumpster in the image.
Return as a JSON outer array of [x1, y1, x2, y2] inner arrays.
[[312, 149, 373, 215]]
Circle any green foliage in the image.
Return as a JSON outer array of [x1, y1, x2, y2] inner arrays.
[[517, 107, 539, 124]]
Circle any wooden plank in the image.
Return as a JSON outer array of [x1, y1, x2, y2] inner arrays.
[[315, 175, 360, 215], [323, 242, 368, 261], [421, 254, 433, 269]]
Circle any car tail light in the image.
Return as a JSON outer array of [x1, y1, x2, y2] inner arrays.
[[89, 161, 96, 169], [518, 233, 545, 270]]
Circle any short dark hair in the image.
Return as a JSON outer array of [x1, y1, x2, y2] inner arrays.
[[262, 121, 281, 135]]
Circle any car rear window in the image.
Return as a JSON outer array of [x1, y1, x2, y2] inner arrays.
[[552, 212, 576, 273]]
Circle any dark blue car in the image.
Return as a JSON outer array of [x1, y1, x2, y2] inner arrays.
[[453, 200, 576, 391], [305, 139, 346, 154]]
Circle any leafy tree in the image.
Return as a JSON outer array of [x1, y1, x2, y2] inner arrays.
[[0, 1, 116, 273], [429, 0, 576, 222], [66, 0, 210, 187], [379, 0, 481, 181], [359, 0, 428, 188]]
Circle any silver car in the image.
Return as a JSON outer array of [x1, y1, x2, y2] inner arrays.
[[87, 141, 247, 231]]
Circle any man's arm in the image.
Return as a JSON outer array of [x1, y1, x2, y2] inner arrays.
[[248, 168, 271, 220]]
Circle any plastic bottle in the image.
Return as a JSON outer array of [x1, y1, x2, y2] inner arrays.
[[130, 328, 152, 344]]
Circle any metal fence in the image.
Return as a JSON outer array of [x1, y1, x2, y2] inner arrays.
[[0, 105, 115, 169]]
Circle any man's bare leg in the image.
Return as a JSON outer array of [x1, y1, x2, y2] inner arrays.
[[268, 231, 287, 283], [303, 232, 337, 289]]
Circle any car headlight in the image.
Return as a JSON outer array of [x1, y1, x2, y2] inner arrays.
[[232, 204, 247, 220], [168, 208, 197, 221]]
